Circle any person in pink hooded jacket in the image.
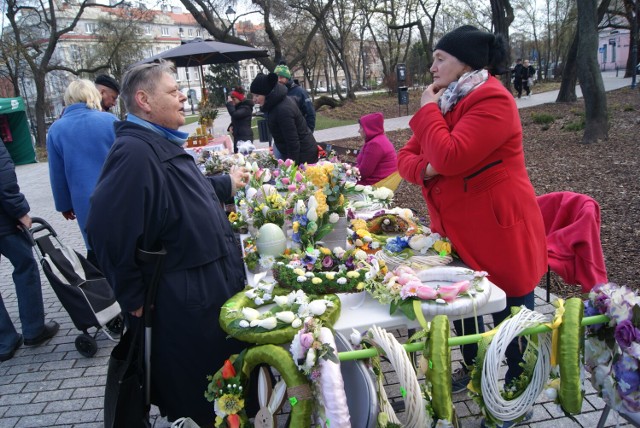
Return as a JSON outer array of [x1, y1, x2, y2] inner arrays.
[[356, 112, 398, 185]]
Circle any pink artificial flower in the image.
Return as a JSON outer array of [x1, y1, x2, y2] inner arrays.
[[295, 172, 304, 182], [400, 280, 421, 299], [299, 184, 306, 192], [272, 169, 280, 177], [278, 159, 284, 165], [453, 280, 471, 294], [395, 265, 416, 276], [288, 184, 297, 192], [255, 169, 263, 180], [416, 285, 438, 300], [438, 284, 463, 303], [396, 273, 414, 286], [285, 159, 294, 167], [282, 177, 290, 185], [300, 333, 314, 349]]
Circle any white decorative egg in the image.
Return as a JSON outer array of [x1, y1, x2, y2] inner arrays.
[[255, 223, 287, 257]]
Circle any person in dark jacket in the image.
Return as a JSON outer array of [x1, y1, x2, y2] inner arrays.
[[225, 86, 254, 153], [0, 140, 59, 362], [512, 58, 524, 98], [250, 72, 318, 165], [274, 63, 316, 132], [85, 60, 249, 425]]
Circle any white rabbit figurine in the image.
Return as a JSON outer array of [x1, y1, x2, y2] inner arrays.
[[254, 366, 286, 428]]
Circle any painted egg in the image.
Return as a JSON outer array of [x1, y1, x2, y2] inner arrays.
[[255, 223, 287, 257]]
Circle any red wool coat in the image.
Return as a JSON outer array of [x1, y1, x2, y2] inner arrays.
[[398, 76, 547, 297]]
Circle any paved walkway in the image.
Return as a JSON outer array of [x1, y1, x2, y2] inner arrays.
[[1, 71, 635, 427], [181, 70, 633, 145]]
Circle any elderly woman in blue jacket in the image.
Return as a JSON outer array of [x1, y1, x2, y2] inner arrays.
[[46, 79, 118, 267]]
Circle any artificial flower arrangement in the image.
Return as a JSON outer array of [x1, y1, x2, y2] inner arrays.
[[290, 317, 353, 427], [345, 182, 395, 211], [227, 210, 248, 234], [205, 354, 247, 428], [272, 246, 387, 294], [583, 282, 640, 414], [240, 183, 287, 230], [364, 264, 488, 320], [290, 195, 343, 249], [221, 281, 339, 338], [240, 236, 278, 273], [304, 160, 358, 216]]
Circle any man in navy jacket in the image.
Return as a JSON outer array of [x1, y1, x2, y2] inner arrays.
[[0, 140, 59, 362]]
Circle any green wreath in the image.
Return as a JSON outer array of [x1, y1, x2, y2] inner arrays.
[[424, 315, 455, 424], [557, 297, 584, 414], [219, 287, 341, 345], [206, 345, 313, 428], [272, 262, 366, 294]]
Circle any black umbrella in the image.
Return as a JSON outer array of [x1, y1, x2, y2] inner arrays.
[[134, 39, 268, 105], [138, 39, 269, 68]]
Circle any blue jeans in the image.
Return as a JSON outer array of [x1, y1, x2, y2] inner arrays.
[[454, 291, 535, 385], [0, 231, 45, 352]]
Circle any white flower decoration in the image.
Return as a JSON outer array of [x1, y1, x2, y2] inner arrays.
[[329, 212, 340, 223], [276, 311, 296, 324], [242, 307, 260, 321], [308, 300, 327, 316]]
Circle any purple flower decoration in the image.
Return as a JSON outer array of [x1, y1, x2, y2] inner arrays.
[[292, 232, 301, 243], [615, 320, 640, 350], [614, 356, 640, 393], [345, 257, 355, 270], [322, 256, 334, 269]]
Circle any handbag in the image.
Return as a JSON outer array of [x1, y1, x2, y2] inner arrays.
[[104, 318, 150, 428], [527, 77, 534, 86]]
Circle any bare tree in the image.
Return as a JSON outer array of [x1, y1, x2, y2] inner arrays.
[[3, 0, 124, 147], [557, 0, 610, 102], [576, 0, 608, 143]]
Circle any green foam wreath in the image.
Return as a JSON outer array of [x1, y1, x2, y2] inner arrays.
[[557, 297, 584, 414], [219, 287, 341, 345]]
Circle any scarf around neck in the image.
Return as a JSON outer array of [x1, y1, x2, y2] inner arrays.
[[438, 69, 489, 115], [127, 114, 189, 146]]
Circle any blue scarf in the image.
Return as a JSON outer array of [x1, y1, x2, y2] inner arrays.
[[127, 114, 189, 147]]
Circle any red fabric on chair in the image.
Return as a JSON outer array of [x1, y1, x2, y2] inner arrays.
[[537, 192, 608, 292]]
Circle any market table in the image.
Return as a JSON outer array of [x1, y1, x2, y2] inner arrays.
[[244, 263, 507, 338]]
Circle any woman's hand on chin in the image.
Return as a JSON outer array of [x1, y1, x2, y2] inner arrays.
[[421, 84, 445, 107]]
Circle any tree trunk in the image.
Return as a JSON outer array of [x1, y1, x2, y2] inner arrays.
[[576, 0, 608, 144], [557, 32, 579, 102], [558, 0, 612, 102], [490, 0, 514, 85], [34, 73, 48, 148]]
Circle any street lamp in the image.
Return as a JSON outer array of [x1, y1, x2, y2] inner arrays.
[[225, 6, 241, 86]]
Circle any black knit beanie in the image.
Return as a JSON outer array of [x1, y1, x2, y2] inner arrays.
[[250, 72, 278, 96], [435, 25, 496, 70]]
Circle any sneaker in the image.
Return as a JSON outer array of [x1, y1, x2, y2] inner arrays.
[[480, 410, 534, 428], [24, 321, 59, 346], [451, 366, 471, 393]]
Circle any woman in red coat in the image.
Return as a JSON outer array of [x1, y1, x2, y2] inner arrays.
[[397, 26, 547, 397]]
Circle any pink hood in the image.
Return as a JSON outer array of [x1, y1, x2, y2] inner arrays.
[[359, 112, 385, 142]]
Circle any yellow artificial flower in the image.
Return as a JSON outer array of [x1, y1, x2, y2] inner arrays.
[[433, 240, 452, 255], [319, 247, 332, 255], [346, 271, 360, 278], [215, 416, 224, 427], [312, 277, 322, 284], [217, 393, 244, 415], [357, 282, 365, 290], [293, 268, 305, 276], [314, 189, 329, 216], [228, 212, 238, 222], [356, 229, 371, 238], [350, 219, 367, 231], [292, 221, 300, 233], [338, 194, 345, 206], [325, 272, 336, 280]]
